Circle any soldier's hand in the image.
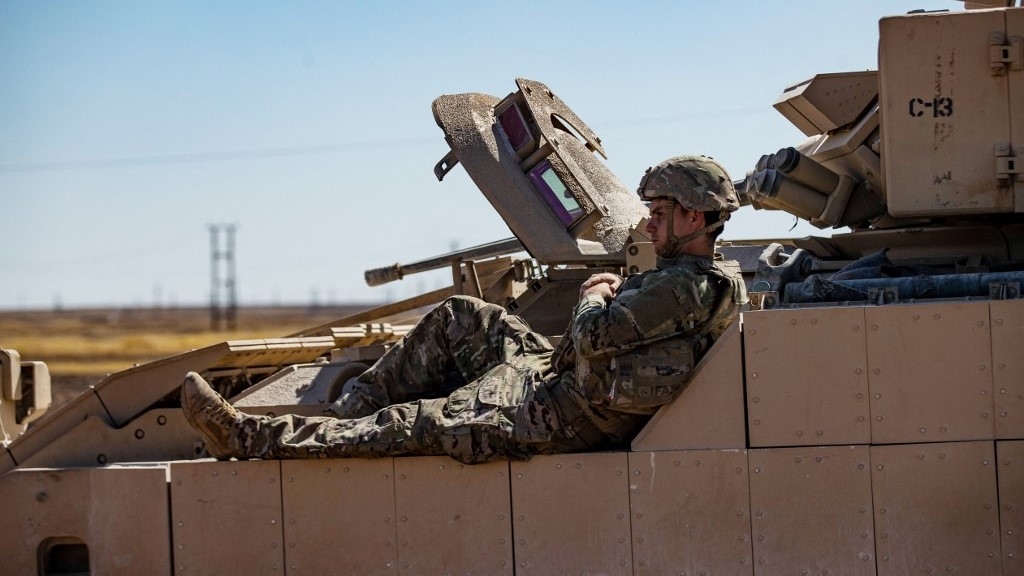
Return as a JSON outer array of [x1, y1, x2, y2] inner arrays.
[[579, 273, 623, 301]]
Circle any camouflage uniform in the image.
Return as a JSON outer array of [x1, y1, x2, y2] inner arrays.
[[230, 254, 744, 465], [190, 154, 747, 464]]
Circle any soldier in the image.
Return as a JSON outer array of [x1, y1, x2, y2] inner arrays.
[[181, 155, 747, 464]]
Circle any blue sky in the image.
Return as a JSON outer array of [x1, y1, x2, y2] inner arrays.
[[0, 0, 952, 309]]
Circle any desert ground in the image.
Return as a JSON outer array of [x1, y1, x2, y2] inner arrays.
[[0, 305, 371, 410]]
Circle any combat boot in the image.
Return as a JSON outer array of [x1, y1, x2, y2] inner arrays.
[[181, 372, 248, 459]]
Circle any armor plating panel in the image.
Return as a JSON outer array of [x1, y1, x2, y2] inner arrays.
[[745, 308, 870, 447], [997, 441, 1024, 574], [170, 460, 284, 575], [511, 452, 631, 574], [871, 441, 1001, 575], [0, 466, 171, 575], [748, 445, 875, 575], [628, 450, 752, 575], [866, 302, 994, 443], [393, 456, 513, 575], [991, 300, 1024, 438], [632, 322, 746, 451], [880, 9, 1014, 216], [281, 459, 398, 575]]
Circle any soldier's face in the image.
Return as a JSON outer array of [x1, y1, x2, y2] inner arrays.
[[646, 199, 681, 256]]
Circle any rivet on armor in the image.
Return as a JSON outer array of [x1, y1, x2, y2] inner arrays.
[[752, 397, 759, 403], [919, 427, 927, 434], [789, 319, 797, 325], [575, 463, 582, 469], [816, 429, 824, 436]]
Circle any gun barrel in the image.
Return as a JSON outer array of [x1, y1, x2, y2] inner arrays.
[[364, 237, 525, 287]]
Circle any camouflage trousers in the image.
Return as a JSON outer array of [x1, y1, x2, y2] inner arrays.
[[237, 296, 600, 464]]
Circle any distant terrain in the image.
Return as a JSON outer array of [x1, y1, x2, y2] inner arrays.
[[0, 305, 371, 410]]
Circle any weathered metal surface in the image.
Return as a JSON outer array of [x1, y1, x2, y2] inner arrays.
[[881, 9, 1013, 216], [866, 302, 994, 443], [511, 452, 631, 574], [170, 460, 284, 575], [632, 322, 746, 451], [281, 458, 398, 575], [0, 466, 171, 575], [745, 307, 870, 447], [748, 445, 875, 575], [997, 440, 1024, 574], [394, 456, 513, 575], [628, 449, 752, 574], [871, 441, 1001, 575], [18, 410, 196, 469], [991, 300, 1024, 439]]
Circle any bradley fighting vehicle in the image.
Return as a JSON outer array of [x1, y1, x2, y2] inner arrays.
[[2, 2, 1024, 575]]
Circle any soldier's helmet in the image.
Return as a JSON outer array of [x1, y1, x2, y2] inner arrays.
[[637, 155, 740, 213]]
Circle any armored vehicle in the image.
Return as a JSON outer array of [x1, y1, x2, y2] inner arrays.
[[2, 2, 1023, 574]]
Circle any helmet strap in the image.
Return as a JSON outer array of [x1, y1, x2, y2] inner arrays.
[[662, 208, 728, 258]]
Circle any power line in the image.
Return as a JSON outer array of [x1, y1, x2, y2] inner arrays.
[[0, 136, 436, 174]]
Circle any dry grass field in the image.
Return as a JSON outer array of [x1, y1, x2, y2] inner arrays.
[[0, 305, 371, 409]]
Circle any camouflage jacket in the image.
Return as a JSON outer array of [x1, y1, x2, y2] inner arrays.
[[551, 253, 746, 439]]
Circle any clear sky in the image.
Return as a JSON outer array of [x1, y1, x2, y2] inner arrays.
[[0, 0, 953, 309]]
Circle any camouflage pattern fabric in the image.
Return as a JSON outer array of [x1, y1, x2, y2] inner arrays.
[[233, 255, 744, 464]]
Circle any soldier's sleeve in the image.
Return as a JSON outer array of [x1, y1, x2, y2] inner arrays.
[[570, 270, 706, 360]]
